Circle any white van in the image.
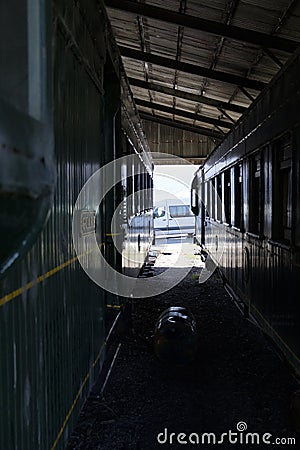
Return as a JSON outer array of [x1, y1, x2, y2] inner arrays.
[[153, 202, 195, 238]]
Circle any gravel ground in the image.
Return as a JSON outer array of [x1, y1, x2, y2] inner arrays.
[[66, 244, 300, 450]]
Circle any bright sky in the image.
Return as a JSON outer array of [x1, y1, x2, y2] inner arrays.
[[153, 164, 199, 205]]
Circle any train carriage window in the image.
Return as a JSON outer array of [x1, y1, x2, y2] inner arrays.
[[216, 175, 222, 221], [234, 164, 243, 229], [127, 174, 133, 197], [205, 181, 210, 218], [134, 168, 141, 212], [145, 172, 149, 210], [249, 153, 263, 235], [134, 173, 139, 192], [191, 176, 199, 216], [149, 175, 154, 210], [210, 178, 215, 219], [273, 134, 292, 243], [223, 170, 231, 225], [140, 171, 145, 211]]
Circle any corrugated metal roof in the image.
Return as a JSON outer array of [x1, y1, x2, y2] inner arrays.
[[105, 0, 300, 160]]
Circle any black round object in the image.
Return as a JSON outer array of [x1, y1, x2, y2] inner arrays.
[[153, 306, 198, 365]]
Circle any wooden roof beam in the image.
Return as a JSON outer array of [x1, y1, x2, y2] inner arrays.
[[119, 46, 266, 91], [128, 77, 246, 114], [140, 112, 224, 140], [135, 98, 233, 129], [105, 0, 299, 52]]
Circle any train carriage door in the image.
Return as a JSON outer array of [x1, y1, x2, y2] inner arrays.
[[250, 152, 264, 236], [233, 164, 243, 230], [273, 134, 292, 244], [191, 172, 204, 244], [103, 55, 122, 307], [200, 173, 206, 245]]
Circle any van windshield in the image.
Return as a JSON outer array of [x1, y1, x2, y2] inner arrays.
[[169, 205, 193, 218]]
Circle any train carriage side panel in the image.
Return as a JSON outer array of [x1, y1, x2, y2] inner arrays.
[[192, 46, 300, 376]]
